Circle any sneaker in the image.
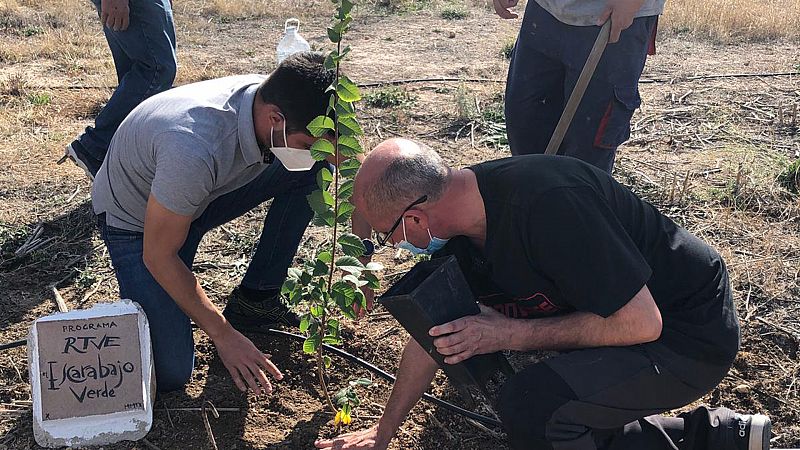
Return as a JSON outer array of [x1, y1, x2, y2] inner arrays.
[[222, 287, 301, 331], [57, 140, 102, 181], [733, 413, 771, 450]]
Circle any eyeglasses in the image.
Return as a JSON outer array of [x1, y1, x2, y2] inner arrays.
[[375, 195, 428, 247]]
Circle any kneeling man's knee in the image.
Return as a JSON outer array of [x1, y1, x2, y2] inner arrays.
[[498, 363, 577, 449]]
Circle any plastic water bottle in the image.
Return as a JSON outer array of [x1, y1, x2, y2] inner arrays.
[[276, 18, 311, 64]]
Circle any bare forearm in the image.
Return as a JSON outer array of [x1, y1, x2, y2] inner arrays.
[[508, 310, 659, 351], [144, 254, 230, 339], [375, 339, 439, 445], [506, 285, 662, 351]]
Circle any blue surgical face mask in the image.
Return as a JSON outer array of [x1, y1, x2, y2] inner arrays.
[[396, 219, 449, 256]]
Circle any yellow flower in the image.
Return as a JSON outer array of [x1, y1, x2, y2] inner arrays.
[[342, 413, 352, 425], [334, 410, 343, 425]]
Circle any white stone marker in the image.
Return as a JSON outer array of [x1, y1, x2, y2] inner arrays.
[[28, 299, 155, 448]]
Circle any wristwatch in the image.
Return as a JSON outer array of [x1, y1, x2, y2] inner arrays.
[[362, 239, 375, 257]]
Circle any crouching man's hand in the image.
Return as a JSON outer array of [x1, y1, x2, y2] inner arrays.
[[315, 424, 389, 450], [429, 304, 511, 364], [213, 327, 283, 394]]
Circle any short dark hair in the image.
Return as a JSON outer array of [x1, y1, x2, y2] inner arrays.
[[258, 52, 336, 135]]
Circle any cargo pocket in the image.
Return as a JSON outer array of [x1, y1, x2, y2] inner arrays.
[[593, 86, 641, 149]]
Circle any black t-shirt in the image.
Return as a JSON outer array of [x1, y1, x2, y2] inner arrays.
[[435, 156, 740, 364]]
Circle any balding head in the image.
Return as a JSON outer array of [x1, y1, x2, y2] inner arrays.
[[354, 138, 450, 229]]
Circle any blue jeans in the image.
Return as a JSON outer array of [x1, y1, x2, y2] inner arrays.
[[80, 0, 177, 161], [505, 1, 657, 172], [99, 163, 320, 391]]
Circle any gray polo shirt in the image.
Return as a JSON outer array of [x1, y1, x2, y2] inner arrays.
[[92, 74, 270, 232], [535, 0, 665, 27]]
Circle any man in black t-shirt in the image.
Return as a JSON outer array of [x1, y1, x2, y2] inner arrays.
[[315, 139, 770, 450]]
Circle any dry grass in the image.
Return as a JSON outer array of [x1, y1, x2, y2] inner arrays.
[[200, 0, 334, 21], [662, 0, 800, 42]]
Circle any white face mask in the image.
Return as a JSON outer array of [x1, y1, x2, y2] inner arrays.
[[269, 116, 317, 171]]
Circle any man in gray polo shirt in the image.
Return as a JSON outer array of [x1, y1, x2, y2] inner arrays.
[[92, 52, 372, 393]]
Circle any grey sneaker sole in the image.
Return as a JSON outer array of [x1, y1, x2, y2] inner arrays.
[[58, 142, 94, 181], [748, 414, 771, 450]]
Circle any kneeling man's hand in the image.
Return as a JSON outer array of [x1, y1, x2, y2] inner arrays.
[[214, 327, 283, 395], [429, 304, 510, 364]]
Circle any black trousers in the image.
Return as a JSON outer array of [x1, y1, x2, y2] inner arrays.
[[497, 342, 740, 449]]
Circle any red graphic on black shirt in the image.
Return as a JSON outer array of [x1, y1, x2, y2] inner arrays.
[[483, 293, 561, 319]]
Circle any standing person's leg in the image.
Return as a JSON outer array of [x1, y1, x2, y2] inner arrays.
[[68, 0, 177, 176], [505, 0, 566, 156], [99, 217, 200, 392], [497, 343, 765, 450], [558, 16, 657, 173]]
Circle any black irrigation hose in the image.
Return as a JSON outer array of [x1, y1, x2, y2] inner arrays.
[[263, 328, 503, 429], [0, 329, 504, 429], [0, 338, 27, 351]]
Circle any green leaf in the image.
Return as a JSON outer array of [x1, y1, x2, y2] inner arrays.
[[310, 304, 324, 317], [324, 53, 337, 70], [281, 278, 296, 296], [316, 167, 333, 190], [323, 355, 332, 369], [338, 158, 361, 178], [343, 273, 368, 288], [310, 139, 335, 161], [364, 261, 384, 271], [287, 267, 303, 281], [337, 135, 362, 157], [337, 201, 355, 223], [327, 26, 341, 43], [339, 178, 354, 200], [338, 116, 364, 136], [312, 257, 329, 276], [327, 318, 340, 333], [303, 334, 320, 354], [288, 284, 303, 305], [312, 209, 336, 227], [318, 250, 332, 264], [349, 377, 373, 387], [339, 0, 354, 17], [299, 269, 312, 285], [336, 99, 356, 118], [323, 335, 342, 345], [339, 233, 366, 257], [299, 314, 311, 332], [332, 281, 356, 304], [354, 288, 367, 308], [334, 388, 350, 406], [327, 93, 336, 115], [335, 256, 364, 274], [307, 189, 334, 216], [307, 116, 335, 137], [363, 271, 380, 289], [337, 75, 361, 103], [332, 16, 352, 34]]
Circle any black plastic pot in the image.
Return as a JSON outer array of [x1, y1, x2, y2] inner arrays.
[[379, 255, 513, 390]]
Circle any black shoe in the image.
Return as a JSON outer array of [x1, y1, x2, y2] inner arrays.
[[58, 140, 102, 181], [222, 287, 301, 331], [732, 413, 771, 450]]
